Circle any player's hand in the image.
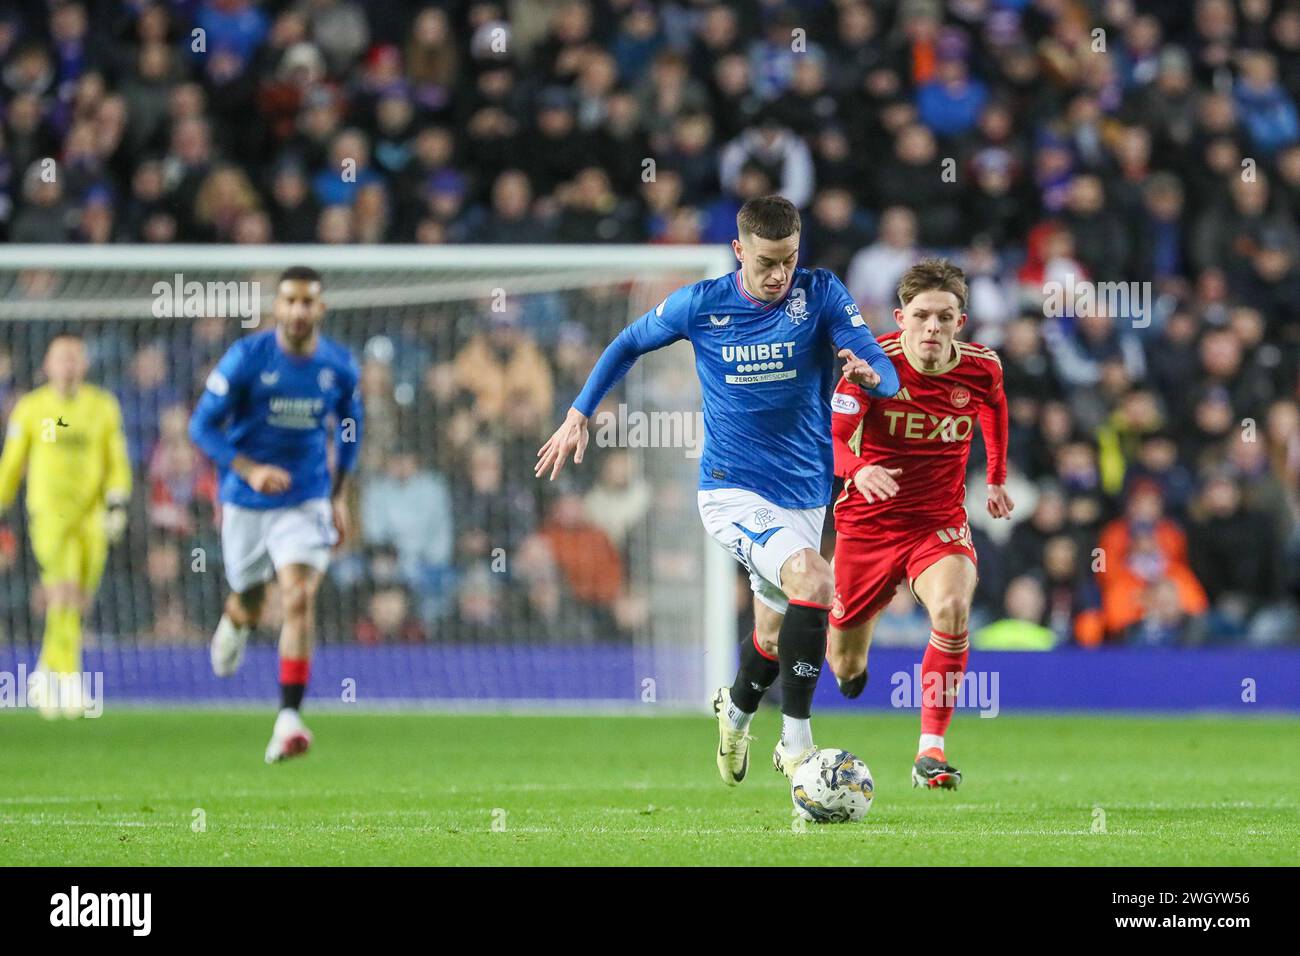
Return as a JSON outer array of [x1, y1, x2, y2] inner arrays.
[[104, 493, 129, 544], [838, 349, 880, 390], [331, 495, 351, 550], [246, 463, 292, 495], [987, 484, 1014, 519], [535, 407, 589, 481], [853, 464, 902, 503]]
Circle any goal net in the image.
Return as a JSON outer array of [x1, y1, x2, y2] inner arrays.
[[0, 245, 738, 711]]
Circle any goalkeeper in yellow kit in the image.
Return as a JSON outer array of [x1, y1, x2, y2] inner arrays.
[[0, 334, 131, 717]]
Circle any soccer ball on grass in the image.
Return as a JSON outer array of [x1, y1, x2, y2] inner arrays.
[[790, 748, 874, 823]]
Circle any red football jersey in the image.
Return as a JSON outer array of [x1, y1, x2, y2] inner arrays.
[[831, 330, 1007, 534]]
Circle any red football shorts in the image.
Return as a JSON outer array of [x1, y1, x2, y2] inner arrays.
[[830, 513, 978, 629]]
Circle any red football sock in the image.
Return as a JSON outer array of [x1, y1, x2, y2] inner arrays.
[[279, 656, 311, 711], [919, 628, 969, 740]]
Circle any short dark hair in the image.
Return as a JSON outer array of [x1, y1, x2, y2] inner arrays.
[[737, 195, 801, 241], [278, 265, 323, 287]]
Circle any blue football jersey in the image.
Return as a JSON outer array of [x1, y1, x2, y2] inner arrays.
[[189, 330, 363, 509], [573, 267, 898, 509]]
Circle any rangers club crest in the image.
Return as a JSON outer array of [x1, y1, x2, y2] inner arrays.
[[785, 288, 808, 325], [950, 386, 971, 408], [318, 368, 336, 391]]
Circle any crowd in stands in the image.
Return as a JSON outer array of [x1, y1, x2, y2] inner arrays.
[[2, 0, 1299, 648]]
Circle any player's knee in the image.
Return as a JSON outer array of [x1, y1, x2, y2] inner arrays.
[[281, 581, 316, 620], [47, 582, 79, 609], [782, 552, 833, 607], [930, 594, 970, 634]]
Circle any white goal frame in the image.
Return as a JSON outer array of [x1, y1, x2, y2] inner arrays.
[[1, 243, 740, 707]]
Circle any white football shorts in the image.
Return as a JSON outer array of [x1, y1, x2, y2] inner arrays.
[[697, 488, 826, 614], [220, 497, 337, 593]]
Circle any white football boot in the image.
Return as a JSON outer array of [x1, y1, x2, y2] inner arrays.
[[265, 708, 313, 764], [209, 614, 251, 677], [712, 687, 754, 786], [772, 738, 817, 779], [57, 672, 89, 719], [25, 669, 61, 720]]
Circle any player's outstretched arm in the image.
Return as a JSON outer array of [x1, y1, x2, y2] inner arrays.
[[838, 348, 881, 390], [823, 270, 901, 398], [535, 407, 589, 481]]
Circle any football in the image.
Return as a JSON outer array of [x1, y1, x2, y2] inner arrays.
[[790, 749, 875, 823]]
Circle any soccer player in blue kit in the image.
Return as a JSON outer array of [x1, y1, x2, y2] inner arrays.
[[189, 266, 363, 763], [536, 196, 899, 784]]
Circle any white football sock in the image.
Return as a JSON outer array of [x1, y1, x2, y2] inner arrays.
[[725, 700, 754, 732], [781, 716, 814, 753], [919, 733, 945, 754]]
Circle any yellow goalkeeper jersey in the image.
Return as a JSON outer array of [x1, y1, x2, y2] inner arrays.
[[0, 384, 132, 526]]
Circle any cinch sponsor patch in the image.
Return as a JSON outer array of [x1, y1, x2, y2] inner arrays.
[[831, 393, 860, 415]]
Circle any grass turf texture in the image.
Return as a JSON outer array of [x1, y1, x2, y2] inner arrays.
[[1, 710, 1296, 866]]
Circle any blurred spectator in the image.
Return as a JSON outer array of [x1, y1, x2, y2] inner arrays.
[[845, 206, 921, 327], [117, 342, 182, 467], [538, 492, 623, 609], [355, 585, 427, 644], [454, 307, 553, 424], [147, 405, 218, 537], [1188, 470, 1292, 643], [914, 28, 987, 138], [360, 448, 454, 610], [583, 450, 650, 549], [718, 111, 814, 210], [1095, 480, 1209, 640], [972, 576, 1059, 650]]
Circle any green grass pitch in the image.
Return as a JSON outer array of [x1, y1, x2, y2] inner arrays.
[[1, 709, 1296, 866]]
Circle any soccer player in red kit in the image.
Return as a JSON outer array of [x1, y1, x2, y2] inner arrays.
[[826, 259, 1013, 789]]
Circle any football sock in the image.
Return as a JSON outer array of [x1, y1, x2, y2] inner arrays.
[[778, 599, 829, 722], [728, 629, 778, 726], [919, 733, 945, 754], [919, 628, 969, 746], [279, 657, 310, 711], [781, 715, 814, 753]]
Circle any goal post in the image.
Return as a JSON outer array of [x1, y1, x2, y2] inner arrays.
[[0, 244, 739, 711]]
